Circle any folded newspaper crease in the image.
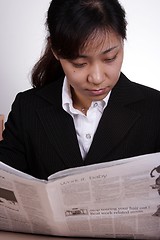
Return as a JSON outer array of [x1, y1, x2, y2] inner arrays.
[[0, 153, 160, 239]]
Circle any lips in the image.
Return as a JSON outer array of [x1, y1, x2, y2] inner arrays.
[[87, 87, 109, 96]]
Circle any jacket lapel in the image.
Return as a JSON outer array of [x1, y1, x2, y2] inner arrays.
[[85, 73, 144, 164], [35, 79, 83, 169]]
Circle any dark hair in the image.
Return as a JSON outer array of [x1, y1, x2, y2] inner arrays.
[[31, 0, 127, 87]]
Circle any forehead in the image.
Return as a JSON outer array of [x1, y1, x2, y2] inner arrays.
[[80, 30, 122, 55]]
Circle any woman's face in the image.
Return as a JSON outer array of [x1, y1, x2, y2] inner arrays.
[[58, 31, 124, 108]]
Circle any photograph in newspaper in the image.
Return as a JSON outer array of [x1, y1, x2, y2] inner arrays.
[[150, 165, 160, 217]]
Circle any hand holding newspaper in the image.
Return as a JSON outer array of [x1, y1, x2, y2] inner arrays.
[[0, 153, 160, 239]]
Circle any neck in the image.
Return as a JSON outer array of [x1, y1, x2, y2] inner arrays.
[[71, 88, 91, 115]]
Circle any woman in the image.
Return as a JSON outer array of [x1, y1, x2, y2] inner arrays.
[[0, 0, 160, 180]]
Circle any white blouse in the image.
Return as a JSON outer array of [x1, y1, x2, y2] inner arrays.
[[62, 77, 111, 159]]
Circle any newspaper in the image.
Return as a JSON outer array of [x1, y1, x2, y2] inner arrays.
[[0, 153, 160, 239]]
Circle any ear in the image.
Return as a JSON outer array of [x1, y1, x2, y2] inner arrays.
[[48, 37, 60, 60], [52, 49, 59, 61], [51, 49, 59, 60]]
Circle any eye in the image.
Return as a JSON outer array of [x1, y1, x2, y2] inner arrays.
[[104, 54, 118, 63], [72, 62, 87, 68]]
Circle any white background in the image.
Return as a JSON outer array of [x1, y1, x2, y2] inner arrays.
[[0, 0, 160, 119]]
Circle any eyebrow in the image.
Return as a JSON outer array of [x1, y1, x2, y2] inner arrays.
[[78, 46, 119, 58]]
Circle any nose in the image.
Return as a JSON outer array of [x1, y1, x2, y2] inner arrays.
[[87, 63, 105, 85]]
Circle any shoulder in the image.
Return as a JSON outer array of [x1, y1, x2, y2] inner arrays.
[[120, 73, 160, 99], [130, 80, 160, 109], [14, 77, 64, 107], [131, 80, 160, 98], [111, 73, 160, 113]]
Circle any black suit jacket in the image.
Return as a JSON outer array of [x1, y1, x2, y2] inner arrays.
[[1, 73, 160, 179]]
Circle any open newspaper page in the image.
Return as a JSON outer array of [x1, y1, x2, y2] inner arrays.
[[46, 153, 160, 239], [0, 152, 160, 239]]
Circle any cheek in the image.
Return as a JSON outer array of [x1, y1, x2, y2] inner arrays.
[[106, 65, 121, 79], [65, 73, 81, 89], [62, 68, 79, 85], [67, 70, 86, 85], [105, 64, 122, 87], [108, 57, 123, 78]]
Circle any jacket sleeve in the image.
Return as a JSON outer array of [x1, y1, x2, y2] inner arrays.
[[0, 93, 29, 172]]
